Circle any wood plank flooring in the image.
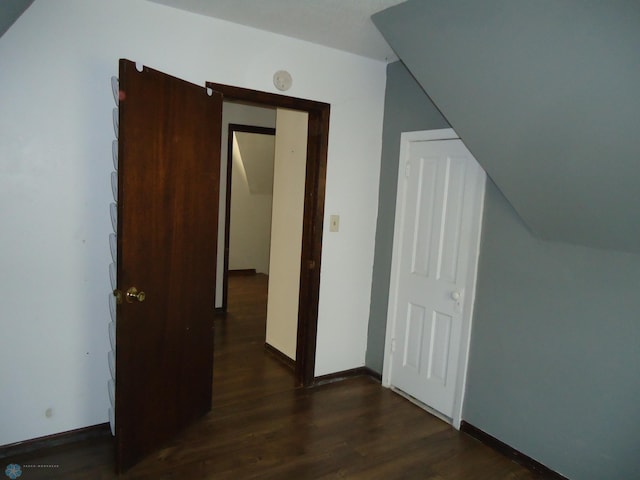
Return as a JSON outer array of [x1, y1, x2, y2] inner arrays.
[[3, 274, 551, 479]]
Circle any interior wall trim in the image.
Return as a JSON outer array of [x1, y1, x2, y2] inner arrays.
[[460, 421, 569, 480], [265, 342, 295, 370], [0, 423, 110, 459], [313, 367, 382, 386]]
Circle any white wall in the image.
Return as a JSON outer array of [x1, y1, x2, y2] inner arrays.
[[228, 132, 275, 274], [216, 102, 276, 284], [265, 109, 308, 360], [0, 0, 386, 445]]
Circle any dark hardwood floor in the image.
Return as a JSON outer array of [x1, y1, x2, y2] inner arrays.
[[3, 274, 550, 479]]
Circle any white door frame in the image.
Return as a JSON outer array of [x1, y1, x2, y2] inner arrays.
[[381, 128, 486, 429]]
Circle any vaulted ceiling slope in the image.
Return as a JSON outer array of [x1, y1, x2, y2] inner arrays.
[[147, 0, 406, 61], [374, 0, 640, 253], [0, 0, 34, 38]]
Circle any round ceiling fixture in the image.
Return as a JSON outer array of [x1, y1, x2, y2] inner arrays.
[[273, 70, 292, 91]]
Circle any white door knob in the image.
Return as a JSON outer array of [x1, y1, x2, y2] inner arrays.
[[451, 291, 461, 301]]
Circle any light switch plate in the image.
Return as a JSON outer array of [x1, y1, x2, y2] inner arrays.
[[329, 215, 340, 232]]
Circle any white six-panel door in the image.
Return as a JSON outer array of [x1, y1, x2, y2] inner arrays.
[[383, 129, 485, 427]]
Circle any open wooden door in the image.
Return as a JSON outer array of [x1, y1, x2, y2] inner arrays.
[[114, 59, 222, 472]]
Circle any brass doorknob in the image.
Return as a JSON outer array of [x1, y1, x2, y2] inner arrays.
[[125, 287, 146, 303]]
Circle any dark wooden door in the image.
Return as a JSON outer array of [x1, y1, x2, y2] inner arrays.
[[115, 59, 222, 473]]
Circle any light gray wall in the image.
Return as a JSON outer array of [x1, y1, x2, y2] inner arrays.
[[365, 61, 448, 373], [0, 0, 34, 38], [369, 51, 640, 480], [373, 0, 640, 253], [466, 180, 640, 479]]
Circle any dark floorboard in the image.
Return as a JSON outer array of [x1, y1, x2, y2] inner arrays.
[[3, 274, 551, 479]]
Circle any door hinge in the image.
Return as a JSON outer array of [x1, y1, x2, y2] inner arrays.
[[113, 289, 123, 305], [405, 162, 411, 178]]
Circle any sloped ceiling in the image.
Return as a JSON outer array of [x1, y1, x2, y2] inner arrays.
[[146, 0, 405, 61], [0, 0, 34, 38], [234, 132, 275, 195], [374, 0, 640, 252]]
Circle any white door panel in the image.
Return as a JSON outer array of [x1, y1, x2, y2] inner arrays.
[[385, 130, 485, 425]]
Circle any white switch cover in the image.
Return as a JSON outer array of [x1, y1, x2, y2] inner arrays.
[[329, 215, 340, 232]]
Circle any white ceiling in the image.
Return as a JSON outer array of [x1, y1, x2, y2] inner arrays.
[[146, 0, 405, 61]]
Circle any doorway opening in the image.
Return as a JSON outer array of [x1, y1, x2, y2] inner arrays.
[[222, 115, 301, 374], [209, 83, 330, 387], [222, 121, 276, 312]]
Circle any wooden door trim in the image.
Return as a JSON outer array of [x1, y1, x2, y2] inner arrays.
[[208, 82, 330, 387], [222, 124, 276, 312]]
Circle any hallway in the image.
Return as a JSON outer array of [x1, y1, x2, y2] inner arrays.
[[213, 273, 296, 408]]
